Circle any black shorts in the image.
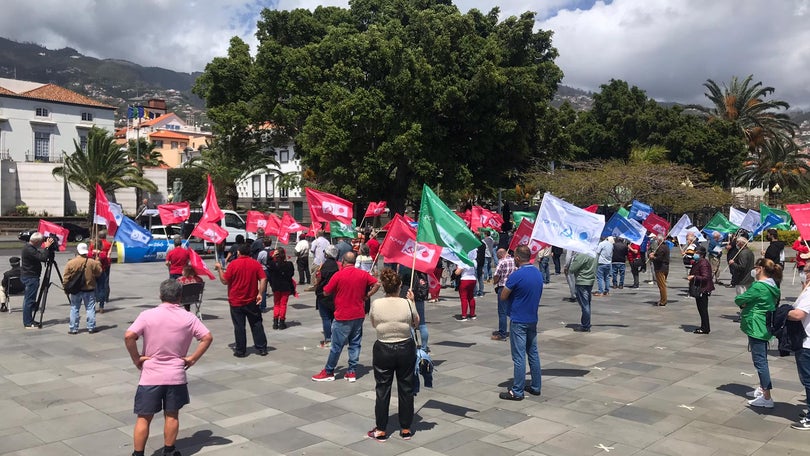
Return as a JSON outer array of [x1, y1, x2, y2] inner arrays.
[[133, 384, 190, 415]]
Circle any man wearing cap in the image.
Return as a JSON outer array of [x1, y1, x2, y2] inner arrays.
[[1, 257, 23, 312], [63, 243, 103, 334], [20, 232, 55, 328]]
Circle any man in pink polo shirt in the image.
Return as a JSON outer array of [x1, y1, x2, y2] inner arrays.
[[125, 279, 213, 456]]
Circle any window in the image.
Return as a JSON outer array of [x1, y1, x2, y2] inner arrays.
[[34, 131, 50, 161], [252, 175, 261, 199], [265, 175, 274, 198], [81, 112, 93, 121], [171, 141, 178, 149], [224, 212, 245, 229], [35, 107, 49, 117], [279, 149, 289, 163], [79, 135, 88, 152], [279, 186, 289, 198], [153, 140, 163, 148]]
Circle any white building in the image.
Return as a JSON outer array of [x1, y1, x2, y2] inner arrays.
[[0, 77, 167, 216], [237, 135, 306, 220]]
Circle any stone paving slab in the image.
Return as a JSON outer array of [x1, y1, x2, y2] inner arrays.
[[2, 252, 810, 455]]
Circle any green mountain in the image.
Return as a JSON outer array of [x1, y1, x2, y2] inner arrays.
[[0, 37, 205, 119]]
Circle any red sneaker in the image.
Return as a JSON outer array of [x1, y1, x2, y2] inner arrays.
[[311, 369, 335, 382], [344, 372, 357, 382]]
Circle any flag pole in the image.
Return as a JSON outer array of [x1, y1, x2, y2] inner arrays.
[[409, 241, 419, 291]]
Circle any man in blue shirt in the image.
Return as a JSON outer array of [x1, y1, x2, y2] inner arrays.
[[499, 245, 543, 400]]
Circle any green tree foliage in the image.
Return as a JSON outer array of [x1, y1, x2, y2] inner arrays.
[[167, 167, 207, 204], [52, 127, 157, 218], [192, 37, 283, 209], [126, 138, 167, 169], [530, 160, 731, 214], [737, 138, 810, 199], [252, 0, 562, 214]]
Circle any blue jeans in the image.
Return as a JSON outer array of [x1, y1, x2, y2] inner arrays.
[[415, 300, 429, 350], [495, 286, 510, 337], [749, 336, 772, 390], [317, 300, 334, 341], [95, 269, 109, 308], [539, 257, 550, 284], [575, 284, 592, 330], [21, 276, 40, 327], [509, 321, 542, 397], [69, 290, 96, 331], [597, 264, 611, 293], [484, 257, 493, 280], [326, 318, 364, 374], [795, 348, 810, 408], [611, 263, 625, 287], [476, 271, 485, 295]]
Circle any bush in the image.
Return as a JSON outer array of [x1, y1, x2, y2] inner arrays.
[[15, 205, 29, 216], [775, 230, 800, 244]]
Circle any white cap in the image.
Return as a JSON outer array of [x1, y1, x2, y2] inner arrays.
[[77, 243, 89, 255]]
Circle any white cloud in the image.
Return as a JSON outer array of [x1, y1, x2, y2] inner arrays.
[[1, 0, 808, 107]]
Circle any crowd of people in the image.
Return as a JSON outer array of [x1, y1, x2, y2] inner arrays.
[[7, 216, 810, 455]]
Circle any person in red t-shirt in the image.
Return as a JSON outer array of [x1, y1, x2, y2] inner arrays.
[[214, 243, 268, 357], [627, 242, 642, 288], [165, 236, 190, 279], [366, 232, 381, 260], [312, 252, 380, 382], [88, 230, 113, 312]]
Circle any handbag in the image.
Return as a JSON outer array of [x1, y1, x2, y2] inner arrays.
[[65, 257, 88, 294], [688, 277, 702, 298]]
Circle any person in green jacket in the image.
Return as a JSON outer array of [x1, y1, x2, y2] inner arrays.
[[734, 258, 782, 409], [569, 251, 598, 332]]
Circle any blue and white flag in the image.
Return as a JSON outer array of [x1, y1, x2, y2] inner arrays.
[[602, 213, 647, 245], [93, 201, 123, 227], [669, 214, 692, 238], [752, 213, 783, 237], [114, 215, 152, 247], [531, 193, 605, 256], [728, 207, 747, 227], [677, 226, 706, 245], [739, 210, 761, 233], [629, 200, 653, 222]]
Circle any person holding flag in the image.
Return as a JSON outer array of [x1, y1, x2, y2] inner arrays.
[[88, 230, 112, 313]]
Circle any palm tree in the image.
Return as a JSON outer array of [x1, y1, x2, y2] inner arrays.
[[692, 75, 796, 151], [188, 132, 283, 209], [53, 127, 158, 219], [736, 138, 810, 200]]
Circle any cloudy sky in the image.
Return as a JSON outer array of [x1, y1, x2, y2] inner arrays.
[[2, 0, 809, 108]]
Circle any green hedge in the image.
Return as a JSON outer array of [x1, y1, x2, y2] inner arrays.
[[774, 230, 800, 244]]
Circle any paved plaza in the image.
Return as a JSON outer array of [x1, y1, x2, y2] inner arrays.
[[1, 251, 809, 455]]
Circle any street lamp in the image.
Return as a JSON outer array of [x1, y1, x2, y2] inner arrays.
[[771, 183, 782, 208]]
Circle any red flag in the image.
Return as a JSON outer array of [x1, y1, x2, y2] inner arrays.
[[454, 210, 472, 227], [509, 218, 548, 261], [379, 216, 441, 274], [306, 222, 319, 237], [642, 213, 670, 236], [94, 183, 119, 236], [281, 212, 306, 232], [188, 248, 215, 280], [38, 220, 69, 251], [381, 213, 409, 232], [305, 188, 353, 225], [192, 220, 228, 244], [201, 175, 223, 223], [157, 202, 190, 226], [365, 201, 387, 218], [787, 203, 810, 240], [582, 205, 599, 213], [471, 206, 503, 232], [265, 213, 282, 236], [246, 211, 269, 234]]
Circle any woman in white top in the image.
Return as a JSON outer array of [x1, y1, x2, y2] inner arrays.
[[454, 250, 478, 321], [367, 268, 418, 442], [356, 244, 374, 272]]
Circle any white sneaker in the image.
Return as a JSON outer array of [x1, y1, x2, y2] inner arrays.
[[747, 396, 774, 408], [745, 387, 763, 398], [791, 417, 810, 430]]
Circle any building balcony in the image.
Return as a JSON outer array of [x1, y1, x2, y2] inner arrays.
[[24, 152, 63, 163]]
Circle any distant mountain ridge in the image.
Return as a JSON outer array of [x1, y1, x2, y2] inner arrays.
[[0, 37, 205, 121]]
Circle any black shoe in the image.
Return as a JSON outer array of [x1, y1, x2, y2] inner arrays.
[[693, 328, 709, 334], [0, 305, 7, 312], [233, 352, 247, 358], [272, 318, 279, 330], [573, 326, 591, 332], [499, 390, 524, 401], [526, 387, 542, 396], [562, 297, 577, 302], [257, 349, 268, 356], [279, 320, 287, 330]]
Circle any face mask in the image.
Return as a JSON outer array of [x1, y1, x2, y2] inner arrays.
[[692, 254, 700, 261], [751, 269, 757, 278]]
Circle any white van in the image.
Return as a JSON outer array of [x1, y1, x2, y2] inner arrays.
[[177, 209, 248, 252]]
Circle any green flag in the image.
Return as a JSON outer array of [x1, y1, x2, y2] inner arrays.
[[703, 212, 740, 234], [512, 211, 537, 226], [759, 203, 792, 230], [617, 207, 629, 218], [417, 185, 481, 267], [329, 218, 356, 238]]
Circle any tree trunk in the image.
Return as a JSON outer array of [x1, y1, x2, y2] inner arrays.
[[87, 194, 95, 224]]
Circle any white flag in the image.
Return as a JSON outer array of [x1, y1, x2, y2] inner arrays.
[[669, 214, 692, 238], [94, 201, 123, 227], [740, 210, 761, 232], [677, 226, 706, 245], [729, 207, 747, 227], [531, 193, 605, 256]]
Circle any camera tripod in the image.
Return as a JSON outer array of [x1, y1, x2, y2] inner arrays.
[[34, 253, 68, 327]]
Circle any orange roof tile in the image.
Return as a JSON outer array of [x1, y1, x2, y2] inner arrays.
[[149, 130, 191, 140], [0, 79, 116, 109], [140, 113, 173, 127]]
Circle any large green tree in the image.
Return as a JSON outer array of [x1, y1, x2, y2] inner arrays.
[[53, 127, 157, 219], [736, 138, 810, 200], [192, 37, 283, 209], [252, 0, 562, 214]]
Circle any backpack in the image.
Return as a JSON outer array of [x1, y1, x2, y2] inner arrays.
[[65, 258, 88, 294], [412, 272, 430, 301], [767, 304, 807, 355]]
